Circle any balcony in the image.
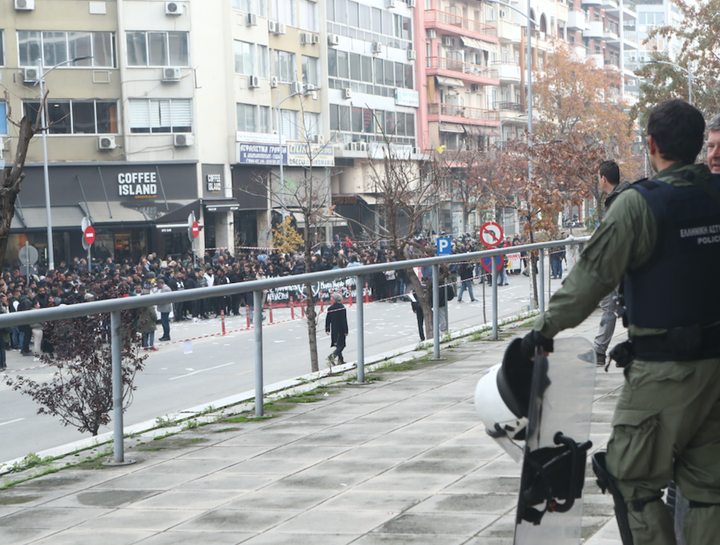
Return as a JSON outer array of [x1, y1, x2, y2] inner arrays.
[[586, 20, 604, 38], [428, 103, 501, 126], [424, 10, 499, 44], [498, 19, 521, 43], [426, 56, 499, 86], [567, 10, 590, 30], [492, 61, 521, 82], [495, 101, 524, 113]]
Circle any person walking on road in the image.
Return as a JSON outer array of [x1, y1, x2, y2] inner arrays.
[[325, 293, 349, 366], [593, 160, 631, 365], [138, 292, 158, 351], [155, 277, 172, 342], [457, 260, 477, 302], [520, 100, 720, 545]]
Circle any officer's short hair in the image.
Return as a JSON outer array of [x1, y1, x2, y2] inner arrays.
[[333, 293, 342, 303], [647, 99, 705, 165], [599, 161, 620, 186], [709, 114, 720, 132]]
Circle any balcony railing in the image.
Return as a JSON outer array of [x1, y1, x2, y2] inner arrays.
[[426, 57, 498, 79], [428, 102, 501, 121], [425, 10, 498, 38], [494, 101, 524, 113]]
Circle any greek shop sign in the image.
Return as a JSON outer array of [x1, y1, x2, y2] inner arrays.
[[238, 143, 287, 165], [118, 172, 157, 198]]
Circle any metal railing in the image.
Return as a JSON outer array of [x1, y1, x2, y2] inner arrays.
[[426, 57, 499, 79], [425, 9, 498, 38], [428, 102, 501, 121], [0, 236, 590, 463]]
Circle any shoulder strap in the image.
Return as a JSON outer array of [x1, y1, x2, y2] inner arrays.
[[685, 175, 720, 209]]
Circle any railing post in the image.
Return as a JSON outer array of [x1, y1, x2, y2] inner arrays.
[[432, 264, 440, 359], [111, 311, 125, 463], [356, 275, 365, 383], [539, 248, 545, 313], [254, 290, 264, 416], [492, 258, 498, 340]]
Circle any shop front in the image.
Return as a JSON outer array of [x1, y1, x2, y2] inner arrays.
[[6, 161, 200, 270]]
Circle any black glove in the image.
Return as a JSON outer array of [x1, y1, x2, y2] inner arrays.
[[520, 330, 554, 360]]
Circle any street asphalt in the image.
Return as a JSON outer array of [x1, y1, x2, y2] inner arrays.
[[0, 309, 625, 545]]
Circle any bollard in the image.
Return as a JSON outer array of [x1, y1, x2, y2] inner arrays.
[[364, 282, 370, 303], [246, 311, 251, 329], [221, 309, 226, 335], [269, 306, 273, 323], [291, 303, 295, 320], [320, 294, 324, 312], [301, 304, 305, 318]]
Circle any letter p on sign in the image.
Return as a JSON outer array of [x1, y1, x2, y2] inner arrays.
[[436, 237, 452, 256]]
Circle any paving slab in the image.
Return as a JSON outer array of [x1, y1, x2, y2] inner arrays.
[[0, 310, 626, 544]]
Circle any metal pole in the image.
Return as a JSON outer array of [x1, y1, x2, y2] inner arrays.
[[111, 311, 124, 463], [39, 60, 55, 272], [355, 275, 365, 382], [538, 248, 545, 313], [253, 290, 264, 416], [432, 264, 440, 359], [492, 260, 498, 340], [25, 241, 30, 286], [277, 89, 286, 216]]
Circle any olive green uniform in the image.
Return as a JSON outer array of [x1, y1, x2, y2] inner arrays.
[[534, 163, 720, 545]]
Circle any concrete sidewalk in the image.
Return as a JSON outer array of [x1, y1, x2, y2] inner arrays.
[[0, 311, 623, 545]]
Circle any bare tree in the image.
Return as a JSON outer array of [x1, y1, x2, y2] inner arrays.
[[0, 91, 45, 266]]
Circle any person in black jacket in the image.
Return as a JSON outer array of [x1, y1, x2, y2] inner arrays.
[[325, 293, 349, 365]]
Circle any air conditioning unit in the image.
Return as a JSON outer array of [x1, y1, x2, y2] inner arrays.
[[165, 2, 184, 15], [270, 76, 279, 88], [408, 0, 416, 7], [311, 34, 320, 45], [162, 67, 182, 82], [97, 136, 117, 150], [358, 142, 368, 151], [291, 81, 304, 94], [442, 36, 454, 47], [246, 13, 258, 26], [15, 0, 35, 10], [268, 20, 277, 33], [372, 42, 383, 54], [311, 134, 325, 144], [23, 67, 39, 83], [174, 133, 194, 147], [347, 142, 357, 151], [328, 34, 340, 46], [412, 147, 421, 155], [275, 23, 287, 35], [407, 50, 416, 60], [342, 87, 352, 99], [304, 83, 316, 92], [386, 0, 396, 7], [499, 9, 507, 18], [470, 84, 480, 92], [301, 32, 313, 45], [426, 29, 436, 39], [630, 56, 636, 62], [248, 75, 261, 88]]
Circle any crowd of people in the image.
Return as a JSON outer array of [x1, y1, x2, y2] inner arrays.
[[0, 230, 563, 370]]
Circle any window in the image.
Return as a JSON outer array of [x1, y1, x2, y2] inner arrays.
[[18, 30, 115, 68], [359, 4, 371, 30], [372, 8, 382, 33], [302, 56, 319, 86], [348, 1, 359, 27], [234, 41, 255, 75], [128, 99, 192, 133], [303, 112, 321, 137], [279, 109, 299, 140], [237, 103, 257, 132], [273, 50, 296, 83], [259, 106, 272, 133], [232, 0, 268, 16], [0, 30, 4, 66], [0, 102, 7, 134], [330, 104, 351, 132], [126, 31, 189, 66], [272, 0, 296, 26], [299, 0, 319, 32], [23, 100, 118, 134], [258, 45, 270, 78]]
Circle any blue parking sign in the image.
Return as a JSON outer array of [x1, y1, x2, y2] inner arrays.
[[436, 237, 452, 256]]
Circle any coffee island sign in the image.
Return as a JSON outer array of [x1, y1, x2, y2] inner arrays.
[[118, 172, 158, 198]]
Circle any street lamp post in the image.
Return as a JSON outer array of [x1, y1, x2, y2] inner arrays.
[[645, 59, 693, 105], [36, 55, 92, 272], [275, 86, 317, 218]]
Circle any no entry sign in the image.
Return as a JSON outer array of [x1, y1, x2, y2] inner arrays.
[[84, 226, 96, 246], [479, 221, 503, 248], [191, 221, 200, 238]]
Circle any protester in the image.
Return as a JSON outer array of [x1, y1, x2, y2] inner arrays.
[[325, 293, 349, 366]]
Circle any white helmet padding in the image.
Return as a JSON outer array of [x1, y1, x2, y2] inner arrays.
[[474, 337, 535, 441]]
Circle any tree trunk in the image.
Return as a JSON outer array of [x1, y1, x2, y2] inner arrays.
[[303, 240, 319, 373], [405, 266, 434, 340], [0, 117, 35, 266]]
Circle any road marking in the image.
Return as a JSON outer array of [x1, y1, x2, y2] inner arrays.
[[169, 362, 236, 381], [0, 418, 24, 427]]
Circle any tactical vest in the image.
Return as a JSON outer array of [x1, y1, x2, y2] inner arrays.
[[623, 176, 720, 329]]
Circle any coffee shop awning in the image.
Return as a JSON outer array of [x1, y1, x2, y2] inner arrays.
[[204, 198, 240, 212], [10, 205, 85, 231], [292, 211, 348, 228], [78, 200, 199, 226]]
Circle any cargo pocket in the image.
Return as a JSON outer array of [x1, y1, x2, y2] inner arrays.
[[608, 408, 667, 484]]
